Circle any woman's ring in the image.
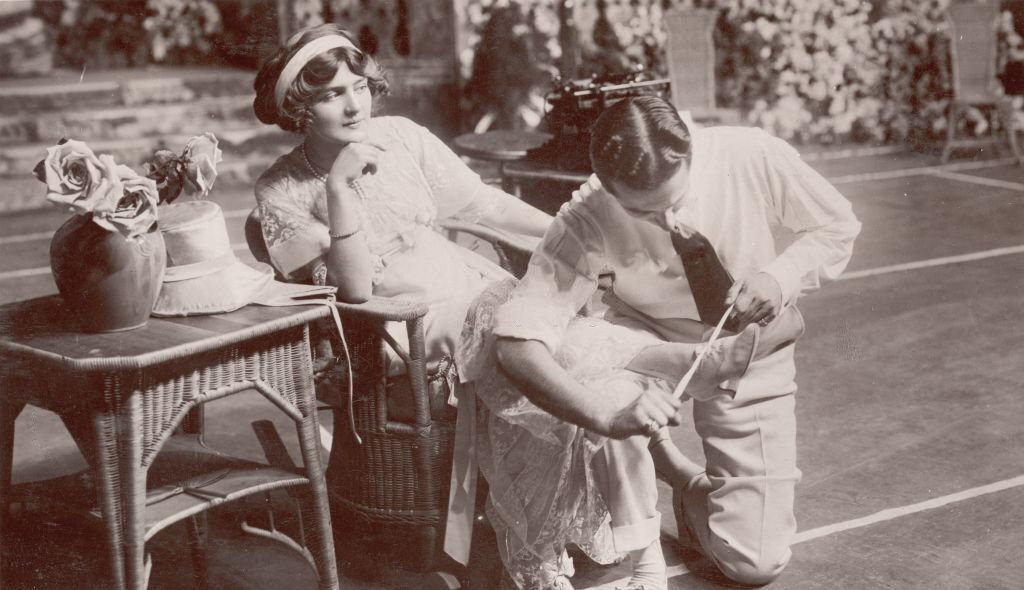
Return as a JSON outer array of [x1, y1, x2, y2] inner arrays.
[[758, 316, 772, 327], [644, 419, 660, 436]]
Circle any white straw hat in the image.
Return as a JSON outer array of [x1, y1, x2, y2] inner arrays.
[[152, 200, 274, 317]]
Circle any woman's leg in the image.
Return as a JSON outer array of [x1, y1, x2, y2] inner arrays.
[[591, 435, 666, 590]]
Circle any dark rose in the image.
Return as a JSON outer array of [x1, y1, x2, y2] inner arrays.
[[91, 161, 159, 239]]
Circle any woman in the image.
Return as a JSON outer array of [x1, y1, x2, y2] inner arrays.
[[252, 23, 553, 576], [252, 24, 551, 375]]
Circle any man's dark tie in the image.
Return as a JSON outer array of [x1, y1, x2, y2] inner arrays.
[[669, 227, 740, 332]]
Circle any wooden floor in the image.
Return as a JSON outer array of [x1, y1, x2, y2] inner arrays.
[[2, 146, 1023, 589]]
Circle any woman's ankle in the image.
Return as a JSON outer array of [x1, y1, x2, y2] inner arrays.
[[627, 540, 667, 590]]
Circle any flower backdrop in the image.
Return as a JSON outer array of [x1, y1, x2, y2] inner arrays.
[[39, 0, 222, 67], [38, 0, 1024, 145], [461, 0, 1024, 145]]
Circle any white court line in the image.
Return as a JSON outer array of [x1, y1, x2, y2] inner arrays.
[[792, 474, 1024, 544], [930, 169, 1024, 192], [0, 231, 55, 246], [0, 242, 253, 281], [0, 157, 1014, 245], [593, 473, 1024, 589], [4, 238, 1024, 284], [839, 244, 1024, 281], [0, 207, 251, 246], [0, 267, 51, 279], [803, 145, 905, 162], [830, 156, 1019, 185], [2, 162, 1023, 281]]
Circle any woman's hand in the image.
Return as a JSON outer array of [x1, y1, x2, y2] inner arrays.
[[599, 388, 682, 440], [725, 272, 782, 328], [327, 135, 387, 189]]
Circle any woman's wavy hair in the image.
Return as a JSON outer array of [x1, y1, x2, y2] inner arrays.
[[589, 95, 692, 191], [253, 24, 389, 133]]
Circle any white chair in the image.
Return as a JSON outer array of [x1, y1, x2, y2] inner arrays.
[[942, 1, 1023, 164], [663, 8, 741, 125]]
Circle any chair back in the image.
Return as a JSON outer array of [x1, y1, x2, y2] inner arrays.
[[948, 2, 1002, 101], [664, 8, 719, 113]]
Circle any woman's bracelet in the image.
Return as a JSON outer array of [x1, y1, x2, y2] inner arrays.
[[329, 228, 361, 241]]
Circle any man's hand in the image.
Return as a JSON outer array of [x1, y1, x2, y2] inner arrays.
[[726, 272, 782, 328], [599, 388, 683, 440]]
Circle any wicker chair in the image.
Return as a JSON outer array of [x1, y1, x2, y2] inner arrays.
[[942, 2, 1023, 164], [245, 211, 534, 574], [663, 8, 741, 125]]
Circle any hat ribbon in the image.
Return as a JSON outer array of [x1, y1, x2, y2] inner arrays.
[[163, 254, 238, 282]]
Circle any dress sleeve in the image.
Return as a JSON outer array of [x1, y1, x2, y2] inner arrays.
[[393, 117, 500, 222], [255, 178, 330, 283], [757, 135, 862, 304], [492, 207, 605, 354]]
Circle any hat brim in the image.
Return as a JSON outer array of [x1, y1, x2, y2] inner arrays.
[[152, 260, 275, 317]]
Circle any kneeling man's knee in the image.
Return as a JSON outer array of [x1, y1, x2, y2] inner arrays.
[[707, 536, 791, 586]]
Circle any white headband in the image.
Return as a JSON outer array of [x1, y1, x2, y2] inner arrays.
[[274, 35, 357, 110]]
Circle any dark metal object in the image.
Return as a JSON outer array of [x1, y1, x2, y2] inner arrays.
[[527, 71, 671, 171]]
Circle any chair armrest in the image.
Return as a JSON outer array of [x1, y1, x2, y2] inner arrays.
[[439, 219, 538, 278], [331, 295, 434, 431], [438, 219, 539, 256], [333, 296, 428, 322]]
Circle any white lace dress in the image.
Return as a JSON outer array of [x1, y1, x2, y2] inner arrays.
[[254, 115, 512, 375], [457, 279, 676, 589]]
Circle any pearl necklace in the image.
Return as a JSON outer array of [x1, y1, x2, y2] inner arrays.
[[301, 143, 328, 183]]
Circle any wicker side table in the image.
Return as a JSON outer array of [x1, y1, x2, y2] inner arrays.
[[0, 297, 338, 590]]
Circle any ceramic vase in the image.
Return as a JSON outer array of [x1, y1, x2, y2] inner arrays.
[[49, 214, 166, 332]]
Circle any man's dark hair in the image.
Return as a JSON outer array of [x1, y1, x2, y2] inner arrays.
[[589, 95, 692, 191]]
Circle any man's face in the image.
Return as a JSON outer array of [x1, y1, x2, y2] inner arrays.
[[607, 161, 691, 232]]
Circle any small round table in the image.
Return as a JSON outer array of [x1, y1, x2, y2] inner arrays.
[[453, 130, 553, 161], [452, 130, 553, 194]]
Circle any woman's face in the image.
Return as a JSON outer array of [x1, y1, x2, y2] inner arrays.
[[306, 62, 373, 144], [607, 160, 691, 231]]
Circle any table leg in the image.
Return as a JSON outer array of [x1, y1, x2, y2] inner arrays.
[[292, 326, 339, 590], [118, 392, 147, 590], [0, 400, 26, 583], [298, 409, 339, 590], [187, 513, 210, 590], [498, 162, 521, 197], [92, 408, 127, 590], [180, 405, 206, 441]]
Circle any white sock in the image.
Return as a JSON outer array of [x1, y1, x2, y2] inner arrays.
[[628, 539, 667, 590]]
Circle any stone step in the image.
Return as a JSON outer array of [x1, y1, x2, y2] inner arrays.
[[0, 95, 263, 146], [0, 66, 255, 115]]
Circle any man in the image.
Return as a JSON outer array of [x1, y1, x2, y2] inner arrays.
[[491, 95, 860, 587]]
